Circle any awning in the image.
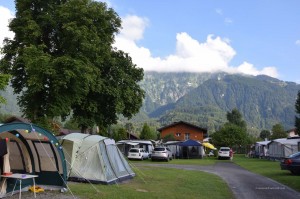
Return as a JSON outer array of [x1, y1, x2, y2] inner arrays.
[[116, 141, 139, 146], [202, 142, 217, 150]]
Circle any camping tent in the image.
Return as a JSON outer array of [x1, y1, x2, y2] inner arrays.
[[268, 138, 300, 160], [0, 122, 67, 197], [178, 139, 204, 159], [60, 133, 135, 184]]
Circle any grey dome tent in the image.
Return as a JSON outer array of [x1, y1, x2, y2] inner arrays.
[[0, 122, 67, 197], [60, 133, 135, 184]]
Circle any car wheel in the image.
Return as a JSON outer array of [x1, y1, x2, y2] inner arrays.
[[141, 157, 143, 161], [166, 156, 169, 162]]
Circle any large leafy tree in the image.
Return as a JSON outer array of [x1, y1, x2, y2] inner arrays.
[[211, 123, 249, 147], [212, 108, 250, 147], [112, 127, 127, 142], [0, 0, 144, 131], [140, 123, 157, 140], [295, 90, 300, 135], [259, 129, 271, 140]]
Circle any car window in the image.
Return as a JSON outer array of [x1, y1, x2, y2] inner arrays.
[[220, 149, 230, 151], [154, 148, 165, 151], [129, 149, 139, 153]]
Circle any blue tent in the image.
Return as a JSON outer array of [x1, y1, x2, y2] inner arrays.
[[178, 140, 203, 159], [179, 139, 202, 147]]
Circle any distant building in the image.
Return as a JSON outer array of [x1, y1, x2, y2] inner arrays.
[[157, 121, 208, 142], [287, 128, 298, 138]]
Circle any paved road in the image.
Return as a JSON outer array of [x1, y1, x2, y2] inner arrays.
[[134, 162, 300, 199]]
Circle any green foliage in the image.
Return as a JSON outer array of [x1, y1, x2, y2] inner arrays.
[[0, 113, 13, 123], [211, 123, 250, 147], [270, 123, 287, 140], [295, 90, 300, 135], [0, 74, 10, 105], [64, 118, 79, 130], [259, 130, 271, 140], [0, 0, 144, 131], [140, 123, 157, 140], [162, 133, 177, 142], [226, 108, 247, 130], [33, 116, 54, 134], [112, 127, 127, 142]]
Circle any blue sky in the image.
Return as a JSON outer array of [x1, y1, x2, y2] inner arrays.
[[1, 0, 300, 83]]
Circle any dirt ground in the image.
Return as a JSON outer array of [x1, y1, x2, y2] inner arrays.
[[8, 190, 80, 199]]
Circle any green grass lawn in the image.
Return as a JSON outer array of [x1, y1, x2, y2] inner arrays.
[[67, 165, 234, 199]]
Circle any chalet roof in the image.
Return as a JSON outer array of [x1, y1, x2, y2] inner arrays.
[[157, 121, 207, 133]]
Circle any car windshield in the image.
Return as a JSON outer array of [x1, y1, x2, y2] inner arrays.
[[129, 149, 139, 153], [154, 148, 165, 151]]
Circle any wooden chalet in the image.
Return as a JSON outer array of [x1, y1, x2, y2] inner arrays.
[[157, 121, 208, 142]]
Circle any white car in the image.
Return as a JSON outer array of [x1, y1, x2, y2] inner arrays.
[[128, 148, 149, 160], [218, 147, 231, 160]]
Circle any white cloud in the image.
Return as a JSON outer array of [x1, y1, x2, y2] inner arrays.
[[296, 40, 300, 46], [215, 8, 223, 15], [224, 18, 233, 24], [118, 15, 148, 41], [0, 6, 14, 48], [236, 62, 278, 77], [114, 15, 278, 78]]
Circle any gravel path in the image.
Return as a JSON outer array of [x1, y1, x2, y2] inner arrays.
[[134, 162, 300, 199]]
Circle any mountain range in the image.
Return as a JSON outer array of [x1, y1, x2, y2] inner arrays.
[[135, 72, 300, 136], [1, 71, 299, 136]]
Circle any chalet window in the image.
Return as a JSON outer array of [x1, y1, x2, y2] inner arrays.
[[185, 133, 190, 140], [176, 133, 181, 137]]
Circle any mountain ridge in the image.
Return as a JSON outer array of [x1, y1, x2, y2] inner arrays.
[[137, 72, 300, 135]]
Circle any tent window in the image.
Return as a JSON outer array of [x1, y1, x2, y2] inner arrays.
[[9, 141, 26, 171], [33, 142, 58, 171]]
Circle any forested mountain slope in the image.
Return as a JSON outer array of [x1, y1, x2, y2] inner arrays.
[[138, 72, 300, 134]]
